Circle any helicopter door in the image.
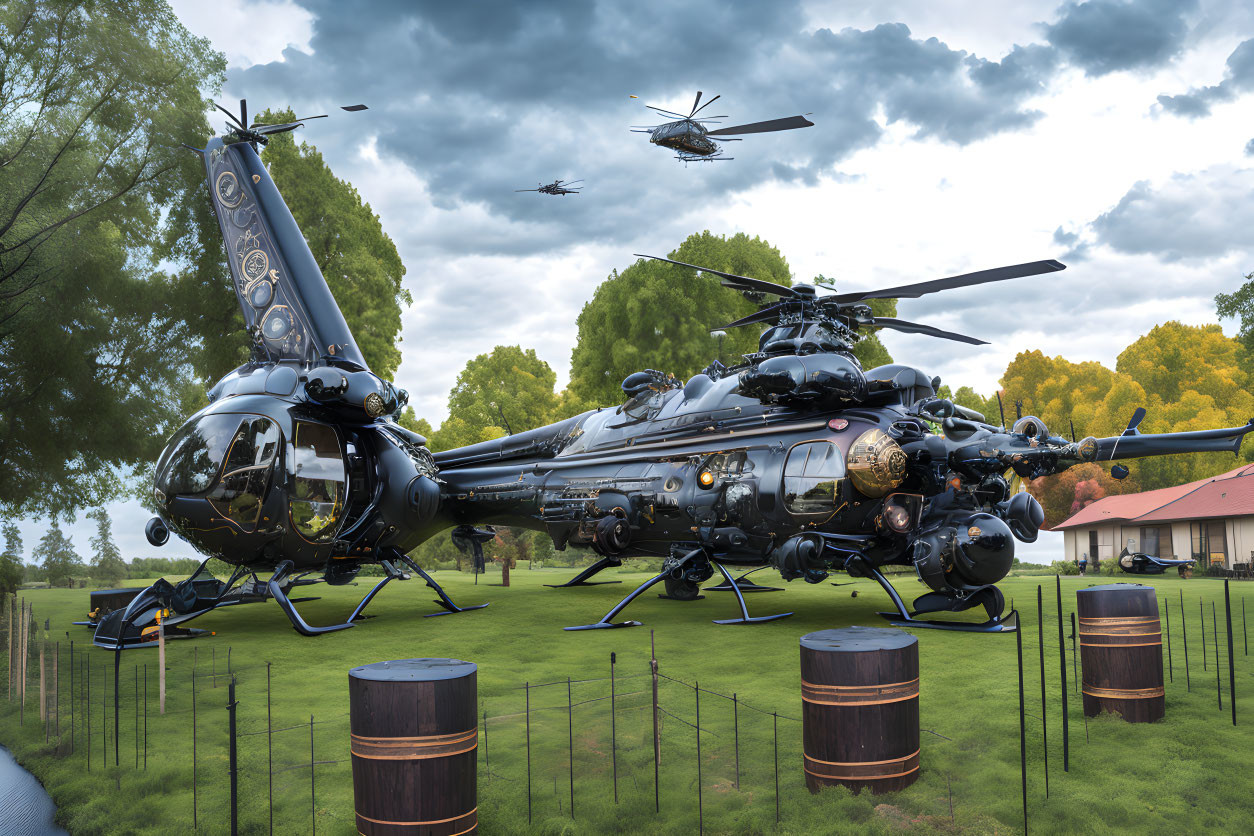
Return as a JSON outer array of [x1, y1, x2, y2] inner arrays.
[[781, 441, 845, 519], [289, 421, 348, 543]]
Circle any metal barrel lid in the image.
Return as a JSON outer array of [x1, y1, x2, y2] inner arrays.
[[349, 658, 477, 682], [800, 625, 917, 652], [1077, 583, 1152, 596]]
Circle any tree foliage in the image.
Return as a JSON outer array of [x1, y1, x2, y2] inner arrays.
[[426, 345, 558, 451], [259, 112, 410, 380], [87, 507, 126, 587], [0, 521, 22, 595], [1215, 271, 1254, 356], [32, 522, 81, 588], [0, 0, 226, 516], [568, 232, 794, 407]]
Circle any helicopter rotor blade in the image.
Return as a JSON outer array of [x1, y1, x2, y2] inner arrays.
[[515, 189, 541, 192], [706, 115, 815, 136], [645, 105, 690, 119], [691, 94, 722, 117], [690, 91, 703, 116], [634, 254, 796, 298], [724, 303, 786, 329], [341, 104, 369, 111], [240, 99, 248, 131], [870, 317, 988, 345], [251, 121, 306, 136], [831, 260, 1066, 303], [214, 101, 246, 128]]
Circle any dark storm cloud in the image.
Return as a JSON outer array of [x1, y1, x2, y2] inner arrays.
[[1042, 0, 1197, 76], [1157, 37, 1254, 117], [226, 1, 1062, 256], [1085, 165, 1254, 261]]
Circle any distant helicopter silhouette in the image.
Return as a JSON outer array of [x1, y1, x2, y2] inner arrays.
[[631, 91, 813, 162], [516, 179, 583, 195]]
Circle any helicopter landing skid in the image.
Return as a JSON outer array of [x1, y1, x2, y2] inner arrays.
[[269, 560, 355, 636], [709, 562, 792, 625], [705, 566, 784, 594], [846, 555, 1018, 633], [395, 553, 489, 617], [544, 555, 624, 588]]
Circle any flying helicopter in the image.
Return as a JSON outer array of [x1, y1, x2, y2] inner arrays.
[[516, 179, 583, 195], [631, 91, 814, 162], [93, 101, 1254, 658]]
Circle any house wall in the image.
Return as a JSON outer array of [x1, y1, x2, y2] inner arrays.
[[1063, 516, 1254, 569], [1063, 523, 1119, 565]]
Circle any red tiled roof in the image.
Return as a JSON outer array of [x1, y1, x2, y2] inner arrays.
[[1054, 463, 1254, 529]]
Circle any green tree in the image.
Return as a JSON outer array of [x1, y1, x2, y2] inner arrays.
[[0, 0, 226, 517], [568, 232, 793, 406], [429, 346, 558, 451], [87, 508, 126, 588], [256, 111, 411, 379], [32, 523, 81, 588], [0, 522, 22, 595], [1215, 271, 1254, 356]]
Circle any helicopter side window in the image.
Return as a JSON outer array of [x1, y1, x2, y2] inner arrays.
[[289, 422, 347, 542], [782, 441, 845, 516], [207, 417, 280, 531], [156, 413, 252, 497]]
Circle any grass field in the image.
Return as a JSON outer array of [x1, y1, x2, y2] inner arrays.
[[1, 565, 1252, 835]]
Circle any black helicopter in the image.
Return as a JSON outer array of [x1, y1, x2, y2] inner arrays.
[[516, 179, 583, 195], [632, 91, 814, 162], [93, 101, 1253, 655]]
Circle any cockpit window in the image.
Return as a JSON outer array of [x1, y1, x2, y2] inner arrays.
[[783, 441, 845, 515], [156, 414, 253, 497], [207, 417, 280, 531], [290, 422, 346, 542]]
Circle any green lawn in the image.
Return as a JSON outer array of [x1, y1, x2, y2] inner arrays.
[[1, 567, 1252, 835]]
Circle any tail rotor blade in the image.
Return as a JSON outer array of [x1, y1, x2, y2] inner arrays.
[[870, 317, 988, 345], [706, 115, 814, 136]]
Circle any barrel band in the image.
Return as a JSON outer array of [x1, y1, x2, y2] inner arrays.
[[801, 677, 919, 706], [355, 806, 476, 833], [351, 728, 477, 760], [1082, 683, 1164, 700], [1080, 639, 1162, 648], [1079, 618, 1160, 639], [804, 748, 920, 781]]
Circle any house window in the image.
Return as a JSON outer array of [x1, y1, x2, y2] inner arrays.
[[1088, 531, 1099, 565], [1190, 520, 1228, 568], [1138, 526, 1172, 558]]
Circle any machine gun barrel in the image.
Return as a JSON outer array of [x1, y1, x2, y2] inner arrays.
[[1096, 420, 1254, 461]]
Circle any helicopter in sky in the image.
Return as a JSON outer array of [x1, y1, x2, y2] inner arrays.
[[631, 91, 814, 162], [94, 101, 1253, 655], [516, 179, 583, 195]]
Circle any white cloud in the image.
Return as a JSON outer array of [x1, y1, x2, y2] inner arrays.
[[170, 0, 315, 69]]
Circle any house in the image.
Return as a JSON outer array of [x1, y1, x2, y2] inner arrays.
[[1054, 463, 1254, 571]]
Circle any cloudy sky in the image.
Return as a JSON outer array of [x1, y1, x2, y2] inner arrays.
[[19, 0, 1254, 565]]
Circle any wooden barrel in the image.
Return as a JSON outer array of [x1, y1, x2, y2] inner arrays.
[[800, 626, 920, 794], [1077, 583, 1164, 722], [349, 658, 478, 835], [88, 588, 144, 621]]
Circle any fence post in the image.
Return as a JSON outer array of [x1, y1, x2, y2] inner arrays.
[[158, 612, 165, 715], [525, 682, 532, 825], [54, 640, 60, 742], [1181, 590, 1191, 690], [309, 714, 316, 836], [143, 664, 147, 770], [40, 626, 46, 730], [86, 656, 91, 772], [267, 662, 273, 835], [1213, 602, 1221, 710], [192, 670, 197, 831], [483, 707, 489, 778], [1037, 585, 1048, 798], [526, 681, 531, 827], [70, 641, 74, 755], [1166, 598, 1173, 682], [228, 676, 238, 836], [567, 677, 575, 820], [610, 651, 618, 804], [1225, 581, 1236, 725], [1055, 576, 1068, 773], [1070, 612, 1078, 693], [773, 711, 780, 826], [6, 594, 11, 701], [695, 681, 703, 835], [134, 665, 139, 769], [1201, 598, 1207, 672], [651, 631, 660, 814], [733, 693, 740, 790], [1016, 611, 1028, 835]]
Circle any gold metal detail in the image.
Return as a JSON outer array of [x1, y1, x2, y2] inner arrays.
[[215, 170, 242, 207], [846, 429, 906, 498]]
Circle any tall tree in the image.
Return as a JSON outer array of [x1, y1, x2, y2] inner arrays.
[[1215, 271, 1254, 356], [258, 111, 411, 380], [568, 232, 793, 407], [0, 522, 22, 595], [87, 507, 126, 587], [428, 345, 559, 451], [0, 0, 226, 517], [32, 523, 81, 588]]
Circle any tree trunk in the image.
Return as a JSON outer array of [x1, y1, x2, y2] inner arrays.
[[502, 559, 510, 588]]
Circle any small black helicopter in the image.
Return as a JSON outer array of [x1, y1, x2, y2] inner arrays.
[[93, 101, 1253, 659], [632, 91, 814, 162], [516, 179, 583, 195]]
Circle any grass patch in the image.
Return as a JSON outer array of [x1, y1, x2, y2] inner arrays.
[[2, 568, 1252, 834]]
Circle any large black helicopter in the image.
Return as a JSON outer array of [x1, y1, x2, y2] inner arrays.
[[632, 91, 814, 161], [516, 179, 583, 195], [93, 101, 1253, 656]]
